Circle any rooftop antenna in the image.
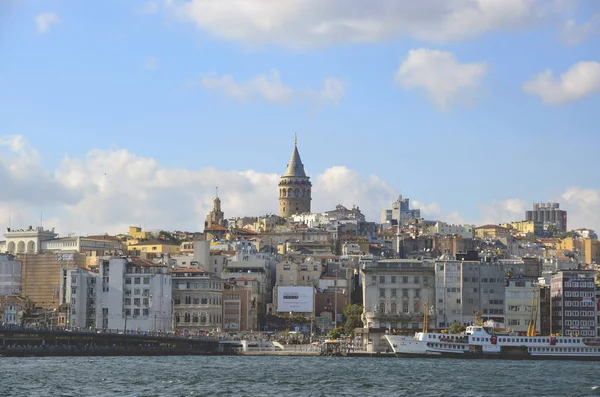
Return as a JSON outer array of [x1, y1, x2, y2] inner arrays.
[[40, 211, 43, 229], [8, 210, 11, 229], [216, 186, 219, 198]]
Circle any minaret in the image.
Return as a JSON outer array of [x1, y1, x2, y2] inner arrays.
[[279, 135, 311, 217]]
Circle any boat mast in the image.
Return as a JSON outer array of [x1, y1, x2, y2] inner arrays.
[[422, 302, 428, 333]]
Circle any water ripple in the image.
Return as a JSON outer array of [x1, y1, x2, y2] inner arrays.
[[1, 356, 599, 396]]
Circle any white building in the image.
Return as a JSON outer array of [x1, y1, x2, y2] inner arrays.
[[291, 213, 330, 228], [505, 278, 540, 334], [435, 257, 506, 327], [42, 236, 123, 255], [59, 267, 98, 329], [361, 259, 436, 331], [0, 253, 22, 295], [2, 226, 57, 254], [427, 222, 474, 238], [96, 257, 172, 333]]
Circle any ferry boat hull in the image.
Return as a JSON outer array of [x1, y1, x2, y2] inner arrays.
[[385, 326, 600, 361]]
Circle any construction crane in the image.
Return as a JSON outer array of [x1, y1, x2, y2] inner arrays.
[[527, 288, 538, 337]]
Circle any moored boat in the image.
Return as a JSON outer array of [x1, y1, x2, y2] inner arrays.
[[385, 325, 600, 360]]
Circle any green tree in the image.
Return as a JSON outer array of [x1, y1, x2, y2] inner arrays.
[[343, 304, 363, 336], [448, 322, 466, 334], [328, 327, 343, 339]]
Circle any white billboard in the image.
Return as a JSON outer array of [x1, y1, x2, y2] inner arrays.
[[277, 286, 314, 313]]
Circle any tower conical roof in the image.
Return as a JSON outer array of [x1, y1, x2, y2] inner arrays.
[[284, 143, 307, 177]]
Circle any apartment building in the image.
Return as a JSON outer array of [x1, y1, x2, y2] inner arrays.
[[435, 257, 506, 328], [361, 259, 435, 331], [96, 257, 172, 333], [172, 268, 223, 335], [551, 270, 597, 336]]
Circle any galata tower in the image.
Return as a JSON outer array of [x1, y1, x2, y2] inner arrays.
[[279, 135, 311, 217]]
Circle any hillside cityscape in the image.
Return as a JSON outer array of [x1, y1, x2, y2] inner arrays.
[[1, 139, 598, 351]]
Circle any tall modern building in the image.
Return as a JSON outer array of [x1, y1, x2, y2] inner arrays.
[[525, 202, 567, 233], [279, 136, 311, 218], [550, 270, 597, 336]]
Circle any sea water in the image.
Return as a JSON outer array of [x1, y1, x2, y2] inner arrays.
[[1, 356, 599, 396]]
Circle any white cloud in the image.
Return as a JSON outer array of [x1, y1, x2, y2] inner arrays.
[[163, 0, 565, 48], [313, 166, 398, 217], [200, 70, 344, 105], [561, 187, 600, 232], [144, 57, 159, 71], [412, 200, 441, 217], [523, 61, 600, 104], [305, 78, 346, 106], [559, 13, 600, 45], [395, 49, 487, 109], [1, 135, 599, 236], [201, 69, 293, 102], [35, 12, 60, 34], [479, 198, 527, 225]]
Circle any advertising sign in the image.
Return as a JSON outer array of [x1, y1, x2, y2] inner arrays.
[[277, 286, 314, 313]]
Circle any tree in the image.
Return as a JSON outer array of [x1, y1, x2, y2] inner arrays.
[[328, 327, 343, 340], [343, 304, 363, 336], [448, 322, 466, 334]]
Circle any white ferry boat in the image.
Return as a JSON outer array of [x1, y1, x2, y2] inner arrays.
[[385, 325, 600, 360]]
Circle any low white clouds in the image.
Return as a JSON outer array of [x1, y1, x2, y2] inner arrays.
[[395, 49, 487, 109], [313, 166, 398, 216], [1, 135, 599, 235], [164, 0, 564, 48], [201, 69, 293, 103], [523, 61, 600, 104], [200, 69, 344, 105], [35, 12, 60, 34], [559, 13, 600, 45], [561, 187, 600, 233], [479, 198, 527, 225]]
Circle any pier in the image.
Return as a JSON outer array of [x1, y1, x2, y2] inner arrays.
[[0, 327, 232, 357]]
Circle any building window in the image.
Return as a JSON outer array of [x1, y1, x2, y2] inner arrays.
[[133, 309, 140, 316], [143, 277, 150, 284], [143, 309, 149, 316], [391, 276, 397, 283], [134, 278, 141, 284], [390, 302, 397, 314], [379, 289, 386, 298], [380, 276, 385, 283], [134, 298, 140, 306], [391, 289, 397, 298], [379, 301, 385, 314], [125, 278, 132, 285]]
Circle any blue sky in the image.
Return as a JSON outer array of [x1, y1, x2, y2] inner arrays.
[[0, 0, 599, 235]]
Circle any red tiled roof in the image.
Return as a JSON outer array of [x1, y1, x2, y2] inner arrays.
[[205, 225, 228, 231], [234, 277, 255, 281]]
